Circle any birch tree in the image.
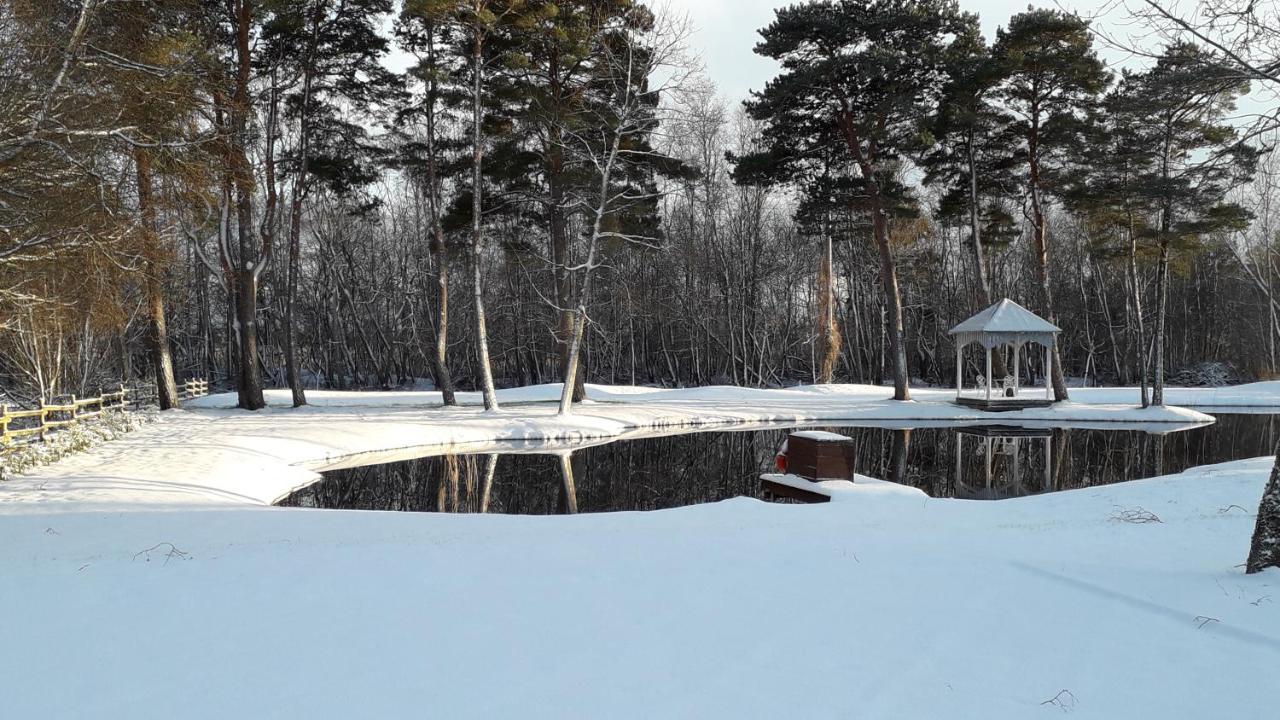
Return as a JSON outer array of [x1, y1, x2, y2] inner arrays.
[[555, 7, 692, 414]]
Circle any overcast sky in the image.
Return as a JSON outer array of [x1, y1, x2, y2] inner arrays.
[[667, 0, 1134, 103]]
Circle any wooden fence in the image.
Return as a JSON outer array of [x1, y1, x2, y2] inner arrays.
[[1, 378, 209, 453]]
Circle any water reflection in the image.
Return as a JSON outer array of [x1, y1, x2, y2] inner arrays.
[[278, 415, 1280, 514]]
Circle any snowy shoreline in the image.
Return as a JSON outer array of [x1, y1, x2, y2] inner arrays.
[[0, 382, 1230, 509]]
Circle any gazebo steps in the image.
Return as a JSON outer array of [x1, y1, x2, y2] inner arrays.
[[955, 396, 1055, 412]]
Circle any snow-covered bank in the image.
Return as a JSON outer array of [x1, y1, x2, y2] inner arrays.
[[1, 458, 1275, 719], [1, 383, 1216, 509]]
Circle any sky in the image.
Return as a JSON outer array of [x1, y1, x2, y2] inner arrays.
[[667, 0, 1132, 103]]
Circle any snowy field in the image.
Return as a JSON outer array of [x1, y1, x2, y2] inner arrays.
[[0, 460, 1276, 718], [1, 382, 1278, 718]]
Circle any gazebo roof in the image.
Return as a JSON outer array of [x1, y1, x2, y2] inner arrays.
[[949, 298, 1060, 349]]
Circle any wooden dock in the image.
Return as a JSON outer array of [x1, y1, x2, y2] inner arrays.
[[955, 396, 1055, 412], [760, 473, 832, 503]]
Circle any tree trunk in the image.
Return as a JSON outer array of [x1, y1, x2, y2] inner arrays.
[[229, 0, 265, 410], [558, 131, 619, 415], [816, 231, 841, 384], [423, 29, 456, 406], [1153, 237, 1171, 406], [283, 42, 316, 409], [1246, 448, 1280, 573], [836, 111, 909, 400], [965, 136, 1007, 379], [470, 20, 499, 411], [430, 233, 456, 405], [1027, 121, 1068, 401], [548, 135, 586, 403], [1128, 215, 1149, 407], [873, 210, 910, 400], [133, 147, 179, 410]]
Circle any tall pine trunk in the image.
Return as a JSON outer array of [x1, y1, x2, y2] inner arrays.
[[229, 0, 265, 410], [964, 136, 1008, 380], [873, 209, 910, 400], [548, 125, 585, 402], [419, 28, 456, 405], [1128, 214, 1150, 407], [134, 147, 179, 410], [1027, 121, 1068, 401], [838, 113, 909, 400], [283, 41, 316, 409]]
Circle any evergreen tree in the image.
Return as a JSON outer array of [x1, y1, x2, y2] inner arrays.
[[94, 0, 210, 410], [742, 0, 980, 400], [1123, 42, 1256, 406], [992, 8, 1110, 401], [493, 0, 661, 403], [1066, 77, 1160, 405], [259, 0, 400, 406], [395, 0, 470, 406], [921, 31, 1019, 378]]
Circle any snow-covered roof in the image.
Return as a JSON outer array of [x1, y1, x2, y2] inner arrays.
[[949, 298, 1060, 349], [789, 430, 853, 442]]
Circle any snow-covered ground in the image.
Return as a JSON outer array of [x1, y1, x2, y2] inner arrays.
[[2, 382, 1278, 718], [0, 382, 1224, 508], [0, 458, 1275, 718]]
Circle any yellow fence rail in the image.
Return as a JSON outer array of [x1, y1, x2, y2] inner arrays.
[[1, 378, 209, 453]]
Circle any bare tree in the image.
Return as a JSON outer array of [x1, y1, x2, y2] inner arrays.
[[555, 8, 693, 415]]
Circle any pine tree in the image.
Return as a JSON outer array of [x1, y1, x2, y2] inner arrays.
[[1067, 77, 1160, 405], [260, 0, 400, 406], [1122, 42, 1256, 406], [395, 0, 469, 406], [94, 0, 209, 410], [492, 0, 660, 404], [742, 0, 980, 400], [991, 8, 1110, 401], [921, 31, 1018, 379]]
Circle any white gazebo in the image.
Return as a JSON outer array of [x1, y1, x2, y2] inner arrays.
[[949, 298, 1060, 411]]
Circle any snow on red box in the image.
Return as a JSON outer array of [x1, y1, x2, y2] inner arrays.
[[784, 430, 855, 482]]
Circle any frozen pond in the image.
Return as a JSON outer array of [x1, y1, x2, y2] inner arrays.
[[279, 414, 1280, 513]]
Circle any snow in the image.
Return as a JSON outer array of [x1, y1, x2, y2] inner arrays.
[[0, 382, 1278, 717], [787, 429, 854, 441], [0, 457, 1276, 719], [950, 297, 1061, 334], [0, 382, 1222, 508]]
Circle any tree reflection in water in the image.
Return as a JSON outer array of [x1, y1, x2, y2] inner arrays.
[[278, 415, 1280, 513]]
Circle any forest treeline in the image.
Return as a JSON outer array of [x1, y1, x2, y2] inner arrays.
[[2, 0, 1279, 413]]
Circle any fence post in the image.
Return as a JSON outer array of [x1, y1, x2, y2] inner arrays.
[[1, 404, 9, 450], [69, 394, 78, 422], [38, 401, 47, 442]]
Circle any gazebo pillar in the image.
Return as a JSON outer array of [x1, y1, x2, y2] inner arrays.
[[985, 345, 992, 401], [1044, 342, 1052, 399], [1013, 342, 1021, 396], [955, 341, 963, 399]]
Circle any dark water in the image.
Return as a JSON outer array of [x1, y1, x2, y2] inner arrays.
[[278, 415, 1280, 513]]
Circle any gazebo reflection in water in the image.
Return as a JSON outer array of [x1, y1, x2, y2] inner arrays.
[[954, 425, 1053, 500]]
